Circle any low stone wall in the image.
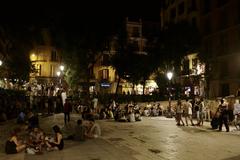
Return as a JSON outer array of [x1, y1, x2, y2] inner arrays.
[[118, 99, 220, 113]]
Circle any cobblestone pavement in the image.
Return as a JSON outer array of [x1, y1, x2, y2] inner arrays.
[[0, 114, 240, 160]]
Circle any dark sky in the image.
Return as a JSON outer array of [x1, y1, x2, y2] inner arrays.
[[0, 1, 162, 26], [0, 0, 162, 44]]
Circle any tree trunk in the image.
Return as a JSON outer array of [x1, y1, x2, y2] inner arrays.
[[132, 83, 135, 95], [142, 78, 146, 95], [115, 76, 121, 95]]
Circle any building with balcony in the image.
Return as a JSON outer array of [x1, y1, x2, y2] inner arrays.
[[161, 0, 240, 98], [29, 46, 62, 85], [180, 53, 206, 97], [200, 0, 240, 98], [161, 0, 201, 29], [161, 0, 205, 97], [90, 18, 160, 95]]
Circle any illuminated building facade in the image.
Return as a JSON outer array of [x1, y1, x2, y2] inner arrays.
[[90, 18, 159, 94], [161, 0, 240, 98], [29, 46, 62, 84]]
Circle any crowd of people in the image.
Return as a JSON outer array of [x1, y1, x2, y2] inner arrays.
[[5, 91, 240, 155], [172, 96, 240, 132], [4, 94, 101, 155]]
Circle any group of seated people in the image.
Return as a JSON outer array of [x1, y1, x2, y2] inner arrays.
[[95, 102, 164, 122], [5, 125, 63, 155], [5, 118, 101, 155], [142, 103, 163, 117], [112, 103, 142, 122]]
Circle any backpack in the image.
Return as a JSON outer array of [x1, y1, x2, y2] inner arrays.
[[195, 105, 199, 111]]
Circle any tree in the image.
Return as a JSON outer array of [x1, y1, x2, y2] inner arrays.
[[150, 21, 201, 96], [51, 21, 109, 100], [0, 25, 36, 83]]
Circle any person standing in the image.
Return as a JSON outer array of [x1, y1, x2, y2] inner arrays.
[[86, 119, 101, 138], [218, 99, 229, 132], [92, 94, 98, 113], [5, 128, 26, 154], [197, 98, 205, 126], [46, 125, 64, 151], [184, 99, 194, 126], [64, 98, 72, 125], [175, 99, 185, 126]]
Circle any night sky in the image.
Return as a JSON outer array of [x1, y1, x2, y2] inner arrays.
[[0, 1, 162, 46], [0, 1, 162, 26]]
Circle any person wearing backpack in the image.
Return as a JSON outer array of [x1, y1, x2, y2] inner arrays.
[[64, 98, 72, 125], [218, 99, 229, 132]]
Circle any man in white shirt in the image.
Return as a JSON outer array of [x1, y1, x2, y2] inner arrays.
[[86, 119, 101, 138]]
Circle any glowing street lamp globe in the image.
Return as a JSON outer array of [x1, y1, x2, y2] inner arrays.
[[56, 71, 61, 77], [167, 72, 173, 81], [60, 65, 64, 71], [0, 60, 2, 66]]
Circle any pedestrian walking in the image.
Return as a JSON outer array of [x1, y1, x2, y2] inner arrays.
[[175, 99, 185, 126], [218, 99, 229, 132], [63, 98, 72, 125], [184, 99, 194, 126]]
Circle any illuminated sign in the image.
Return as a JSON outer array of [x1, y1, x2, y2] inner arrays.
[[101, 83, 110, 87]]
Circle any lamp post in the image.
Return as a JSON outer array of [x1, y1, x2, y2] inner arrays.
[[57, 71, 61, 84], [60, 65, 64, 72], [57, 65, 64, 87], [167, 71, 173, 117]]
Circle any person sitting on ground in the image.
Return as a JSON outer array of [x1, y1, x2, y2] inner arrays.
[[28, 127, 45, 153], [135, 110, 142, 121], [86, 119, 101, 138], [45, 125, 64, 151], [5, 128, 26, 154], [27, 111, 39, 130], [73, 119, 87, 141], [17, 110, 26, 124], [99, 108, 107, 119], [143, 107, 150, 117]]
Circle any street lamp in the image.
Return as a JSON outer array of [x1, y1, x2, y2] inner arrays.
[[60, 65, 64, 71], [0, 60, 2, 66], [56, 71, 61, 85], [56, 71, 61, 77], [167, 72, 173, 81], [166, 71, 173, 117]]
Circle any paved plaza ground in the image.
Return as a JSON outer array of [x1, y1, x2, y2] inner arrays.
[[0, 114, 240, 160]]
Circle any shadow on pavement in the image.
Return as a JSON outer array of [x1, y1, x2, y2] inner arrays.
[[222, 155, 240, 160]]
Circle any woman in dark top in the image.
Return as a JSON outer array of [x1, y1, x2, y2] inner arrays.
[[5, 128, 26, 154], [46, 125, 64, 150]]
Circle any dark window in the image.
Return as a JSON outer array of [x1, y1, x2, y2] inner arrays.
[[191, 0, 197, 11], [238, 2, 240, 24], [204, 39, 212, 55], [220, 83, 229, 97], [217, 0, 228, 7], [170, 8, 176, 19], [192, 58, 198, 68], [204, 17, 211, 35], [219, 33, 228, 55], [170, 0, 175, 4], [89, 68, 94, 78], [192, 17, 197, 27], [220, 60, 229, 77], [51, 50, 57, 61], [101, 54, 110, 66], [182, 59, 190, 75], [129, 41, 139, 52], [237, 28, 240, 42], [203, 0, 211, 14], [100, 69, 109, 80], [132, 27, 139, 37], [219, 8, 228, 30], [178, 2, 185, 15], [38, 64, 41, 76]]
